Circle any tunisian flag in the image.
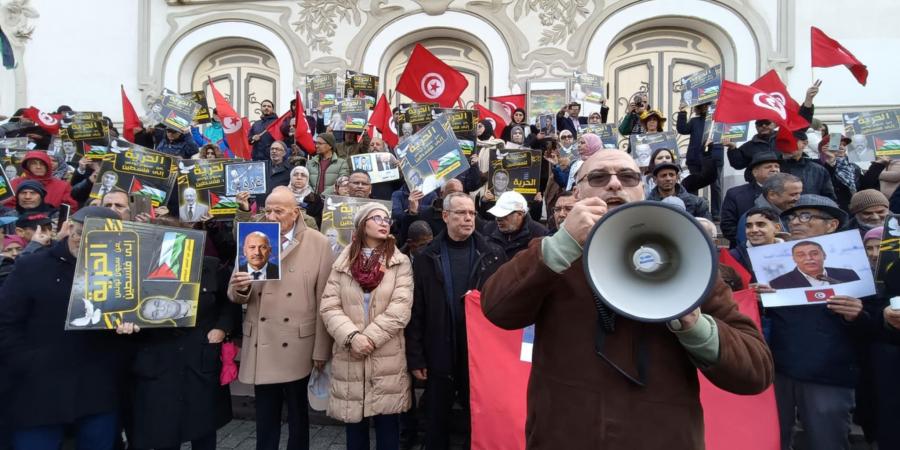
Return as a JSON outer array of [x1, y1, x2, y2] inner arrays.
[[367, 94, 399, 148], [21, 106, 60, 134], [489, 94, 526, 122], [811, 26, 868, 86], [475, 104, 506, 139], [396, 44, 468, 107], [293, 90, 316, 155], [749, 70, 811, 151], [208, 78, 251, 160], [714, 79, 808, 144], [121, 85, 142, 142], [466, 288, 779, 450]]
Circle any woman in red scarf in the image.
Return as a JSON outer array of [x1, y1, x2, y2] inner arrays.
[[320, 202, 413, 450]]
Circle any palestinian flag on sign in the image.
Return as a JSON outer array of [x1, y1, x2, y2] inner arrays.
[[130, 178, 168, 206], [429, 151, 462, 178], [875, 137, 900, 150], [146, 231, 194, 282], [209, 192, 238, 213]]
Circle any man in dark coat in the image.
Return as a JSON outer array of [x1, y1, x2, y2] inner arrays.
[[483, 191, 549, 259], [155, 127, 199, 159], [128, 256, 239, 450], [780, 132, 836, 200], [249, 99, 278, 161], [481, 150, 774, 449], [769, 240, 861, 289], [675, 103, 724, 218], [0, 206, 125, 449], [645, 163, 711, 219], [405, 192, 505, 450], [720, 152, 781, 246]]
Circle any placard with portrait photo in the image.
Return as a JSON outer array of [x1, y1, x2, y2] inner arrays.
[[236, 222, 281, 282]]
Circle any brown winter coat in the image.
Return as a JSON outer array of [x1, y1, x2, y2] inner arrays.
[[320, 247, 413, 423], [481, 239, 774, 450], [228, 214, 334, 385]]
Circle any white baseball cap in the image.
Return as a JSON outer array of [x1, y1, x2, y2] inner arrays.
[[488, 191, 529, 218]]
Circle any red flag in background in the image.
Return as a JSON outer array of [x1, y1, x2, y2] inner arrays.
[[368, 94, 399, 148], [396, 44, 469, 107], [21, 106, 60, 134], [475, 104, 506, 139], [264, 110, 291, 142], [713, 79, 809, 152], [293, 91, 316, 155], [749, 71, 810, 152], [489, 94, 526, 122], [120, 85, 141, 142], [811, 26, 868, 86], [208, 78, 251, 160]]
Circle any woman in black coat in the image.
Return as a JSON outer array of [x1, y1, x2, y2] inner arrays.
[[128, 255, 240, 450]]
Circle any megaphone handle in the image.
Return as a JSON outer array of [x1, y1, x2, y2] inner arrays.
[[593, 296, 648, 387]]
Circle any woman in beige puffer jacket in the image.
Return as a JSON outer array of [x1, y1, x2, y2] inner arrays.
[[320, 202, 412, 449]]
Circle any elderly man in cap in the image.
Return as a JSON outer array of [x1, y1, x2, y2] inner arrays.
[[646, 162, 711, 219], [484, 191, 548, 259], [847, 189, 891, 235], [721, 152, 781, 245], [481, 149, 773, 449], [0, 206, 129, 450], [763, 193, 869, 450]]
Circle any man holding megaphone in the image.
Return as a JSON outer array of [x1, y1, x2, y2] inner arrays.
[[481, 149, 774, 450]]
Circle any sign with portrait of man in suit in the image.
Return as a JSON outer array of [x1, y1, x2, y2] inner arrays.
[[236, 222, 281, 281], [748, 230, 876, 307]]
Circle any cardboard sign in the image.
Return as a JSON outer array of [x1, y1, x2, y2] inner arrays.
[[345, 70, 379, 109], [404, 103, 437, 134], [225, 161, 267, 196], [570, 72, 605, 104], [181, 90, 212, 124], [90, 146, 176, 207], [397, 114, 470, 196], [629, 131, 679, 167], [339, 98, 369, 133], [843, 109, 900, 159], [236, 222, 281, 281], [0, 166, 13, 203], [876, 215, 900, 294], [320, 196, 392, 257], [582, 124, 619, 148], [350, 152, 400, 183], [489, 149, 542, 200], [307, 73, 338, 111], [60, 111, 109, 142], [66, 218, 206, 329], [147, 90, 201, 133], [537, 114, 556, 135], [434, 108, 478, 156], [748, 230, 876, 308], [677, 65, 722, 107], [176, 158, 235, 222]]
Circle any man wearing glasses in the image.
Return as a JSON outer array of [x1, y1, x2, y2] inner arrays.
[[406, 192, 505, 450], [481, 150, 774, 448]]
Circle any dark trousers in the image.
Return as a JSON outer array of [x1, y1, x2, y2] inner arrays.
[[685, 159, 723, 218], [346, 414, 400, 450], [424, 373, 470, 450], [775, 373, 854, 450], [254, 377, 310, 450], [155, 432, 216, 450], [12, 412, 118, 450]]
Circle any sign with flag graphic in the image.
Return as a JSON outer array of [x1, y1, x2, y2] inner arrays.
[[811, 26, 868, 86], [59, 111, 110, 142], [345, 70, 379, 109], [66, 218, 205, 330], [0, 164, 12, 203], [396, 113, 470, 196], [629, 131, 679, 166], [307, 73, 338, 111], [582, 123, 619, 147], [842, 108, 900, 159], [176, 158, 235, 221], [875, 215, 900, 293], [339, 98, 369, 133], [675, 65, 722, 107], [1, 141, 29, 178], [90, 146, 176, 207], [396, 44, 469, 108], [434, 108, 478, 156], [320, 196, 392, 257], [147, 89, 201, 132], [569, 72, 605, 106]]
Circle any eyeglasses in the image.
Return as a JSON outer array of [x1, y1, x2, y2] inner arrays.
[[553, 205, 574, 213], [576, 170, 642, 188], [785, 212, 834, 223], [448, 210, 477, 218], [366, 215, 389, 225]]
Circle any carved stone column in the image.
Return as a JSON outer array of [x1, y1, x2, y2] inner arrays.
[[1, 0, 39, 110]]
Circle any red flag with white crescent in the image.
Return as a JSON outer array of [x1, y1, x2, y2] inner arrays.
[[489, 94, 526, 122], [21, 106, 61, 134], [208, 78, 251, 160], [475, 104, 506, 139]]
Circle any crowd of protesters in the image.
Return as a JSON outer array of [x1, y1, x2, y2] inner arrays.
[[0, 75, 898, 450]]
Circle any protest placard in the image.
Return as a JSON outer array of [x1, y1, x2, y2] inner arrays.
[[307, 73, 338, 111], [748, 230, 875, 308], [345, 70, 379, 109], [1, 148, 27, 179], [90, 146, 176, 207], [397, 114, 470, 196], [708, 122, 750, 144], [59, 111, 109, 142], [80, 138, 146, 161], [0, 166, 12, 203], [403, 102, 437, 134], [842, 108, 900, 159], [176, 158, 235, 222], [537, 114, 556, 135], [147, 90, 201, 133], [570, 72, 605, 105], [582, 124, 619, 148], [320, 196, 392, 256], [676, 65, 722, 107], [876, 215, 899, 293], [225, 161, 267, 196], [180, 90, 212, 124], [489, 149, 542, 200], [629, 131, 679, 166], [339, 98, 369, 133], [236, 222, 281, 281], [434, 108, 478, 156], [65, 218, 206, 329], [527, 81, 567, 124], [350, 152, 400, 183]]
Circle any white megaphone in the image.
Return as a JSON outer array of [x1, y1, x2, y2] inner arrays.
[[582, 201, 718, 322]]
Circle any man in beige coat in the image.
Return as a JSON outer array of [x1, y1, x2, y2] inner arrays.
[[228, 186, 334, 450]]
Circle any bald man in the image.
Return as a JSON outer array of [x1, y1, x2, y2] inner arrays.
[[481, 150, 773, 449]]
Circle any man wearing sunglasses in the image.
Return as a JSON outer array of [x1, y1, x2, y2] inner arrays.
[[481, 150, 773, 449]]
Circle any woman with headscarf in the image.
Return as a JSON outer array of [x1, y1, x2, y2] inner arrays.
[[500, 108, 537, 143], [548, 133, 603, 191], [289, 165, 323, 224], [320, 202, 412, 450]]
